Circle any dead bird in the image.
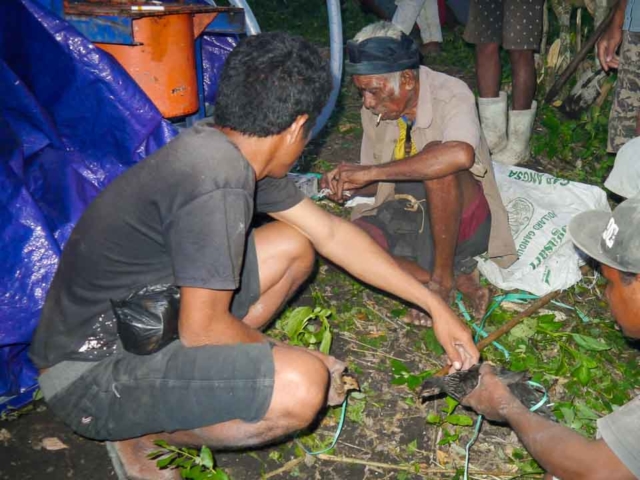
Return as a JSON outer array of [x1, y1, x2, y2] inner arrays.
[[420, 363, 556, 421]]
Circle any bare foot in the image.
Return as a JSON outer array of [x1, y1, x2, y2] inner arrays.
[[109, 435, 181, 480], [426, 280, 454, 305], [455, 269, 491, 320], [403, 308, 433, 327]]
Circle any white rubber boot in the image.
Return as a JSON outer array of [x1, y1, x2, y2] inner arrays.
[[492, 101, 538, 166], [477, 92, 508, 154]]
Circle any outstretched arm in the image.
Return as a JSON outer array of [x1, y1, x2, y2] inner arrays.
[[271, 198, 480, 370], [322, 141, 474, 201], [462, 364, 635, 480]]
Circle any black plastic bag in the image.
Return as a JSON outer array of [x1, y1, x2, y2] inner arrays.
[[111, 284, 181, 355]]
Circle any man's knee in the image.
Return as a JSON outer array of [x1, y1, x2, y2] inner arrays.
[[259, 222, 316, 279], [268, 347, 329, 428], [476, 42, 499, 57], [289, 227, 316, 272], [509, 49, 534, 66]]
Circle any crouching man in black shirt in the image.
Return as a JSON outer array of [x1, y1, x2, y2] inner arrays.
[[30, 32, 479, 479]]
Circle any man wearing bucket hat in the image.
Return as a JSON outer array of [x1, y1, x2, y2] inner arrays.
[[460, 197, 640, 479], [321, 21, 517, 324]]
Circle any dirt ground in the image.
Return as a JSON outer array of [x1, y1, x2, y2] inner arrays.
[[2, 55, 638, 480]]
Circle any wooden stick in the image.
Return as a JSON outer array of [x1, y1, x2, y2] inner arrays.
[[545, 5, 617, 104], [317, 454, 535, 477], [263, 456, 305, 478], [263, 453, 541, 478], [434, 290, 562, 376], [476, 290, 562, 350]]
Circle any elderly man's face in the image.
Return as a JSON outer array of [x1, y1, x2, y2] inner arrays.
[[353, 72, 416, 121]]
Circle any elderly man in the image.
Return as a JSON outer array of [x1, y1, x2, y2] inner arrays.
[[462, 196, 640, 479], [322, 22, 516, 323]]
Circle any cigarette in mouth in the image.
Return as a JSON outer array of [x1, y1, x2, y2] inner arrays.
[[376, 113, 382, 126]]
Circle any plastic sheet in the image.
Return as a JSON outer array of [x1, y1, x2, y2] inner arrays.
[[0, 0, 178, 411], [202, 34, 238, 106], [112, 285, 180, 356]]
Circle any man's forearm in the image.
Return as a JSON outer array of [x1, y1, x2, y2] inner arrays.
[[611, 0, 628, 29], [180, 313, 267, 347], [368, 141, 474, 183], [315, 214, 449, 316], [504, 403, 623, 479]]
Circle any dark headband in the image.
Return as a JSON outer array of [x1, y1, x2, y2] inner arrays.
[[345, 34, 420, 75]]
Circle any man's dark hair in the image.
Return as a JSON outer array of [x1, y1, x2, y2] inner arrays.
[[214, 32, 332, 137]]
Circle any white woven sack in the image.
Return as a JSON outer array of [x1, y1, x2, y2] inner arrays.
[[478, 163, 610, 295]]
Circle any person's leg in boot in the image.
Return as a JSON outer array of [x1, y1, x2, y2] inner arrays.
[[475, 42, 501, 99], [509, 49, 536, 111], [492, 0, 544, 164], [113, 345, 331, 479], [475, 43, 508, 153], [492, 49, 538, 165]]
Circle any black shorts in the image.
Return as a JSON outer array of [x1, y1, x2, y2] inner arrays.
[[359, 184, 491, 275], [464, 0, 544, 51], [43, 341, 275, 441]]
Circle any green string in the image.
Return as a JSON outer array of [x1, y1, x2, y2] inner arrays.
[[455, 292, 510, 359], [525, 380, 550, 413], [297, 397, 349, 456], [464, 414, 484, 480]]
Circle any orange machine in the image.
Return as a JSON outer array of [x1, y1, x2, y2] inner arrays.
[[65, 2, 244, 118]]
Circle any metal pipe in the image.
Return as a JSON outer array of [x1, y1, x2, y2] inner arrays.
[[227, 0, 261, 35], [312, 0, 343, 138], [202, 0, 342, 137]]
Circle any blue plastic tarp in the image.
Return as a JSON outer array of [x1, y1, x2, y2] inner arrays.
[[0, 0, 180, 411], [203, 34, 238, 106]]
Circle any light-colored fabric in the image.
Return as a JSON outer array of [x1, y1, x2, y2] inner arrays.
[[393, 0, 442, 44], [604, 136, 640, 198], [624, 0, 640, 33], [597, 396, 640, 478], [354, 66, 517, 268], [477, 92, 508, 154]]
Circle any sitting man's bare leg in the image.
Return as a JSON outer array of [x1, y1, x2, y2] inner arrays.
[[242, 221, 316, 330], [423, 172, 463, 302], [400, 172, 490, 325]]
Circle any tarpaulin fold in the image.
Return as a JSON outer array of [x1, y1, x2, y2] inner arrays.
[[0, 0, 180, 411]]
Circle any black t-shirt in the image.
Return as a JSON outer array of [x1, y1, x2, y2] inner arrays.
[[29, 124, 304, 368]]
